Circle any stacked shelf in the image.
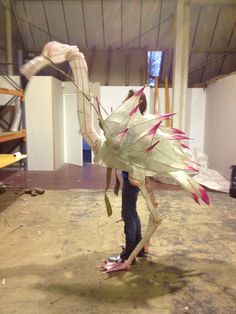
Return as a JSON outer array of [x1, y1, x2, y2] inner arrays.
[[0, 77, 27, 173]]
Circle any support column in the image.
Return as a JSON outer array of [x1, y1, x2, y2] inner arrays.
[[5, 0, 13, 75], [172, 0, 190, 130]]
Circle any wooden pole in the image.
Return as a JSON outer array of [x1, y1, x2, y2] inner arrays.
[[165, 75, 171, 127], [154, 77, 159, 114]]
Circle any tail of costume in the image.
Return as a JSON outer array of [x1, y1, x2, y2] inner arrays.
[[168, 171, 209, 205]]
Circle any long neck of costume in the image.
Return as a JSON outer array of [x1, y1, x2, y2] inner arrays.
[[69, 56, 101, 152]]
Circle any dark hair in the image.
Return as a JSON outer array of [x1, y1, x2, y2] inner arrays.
[[125, 89, 147, 115]]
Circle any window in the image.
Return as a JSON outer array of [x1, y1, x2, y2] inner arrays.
[[147, 51, 163, 87]]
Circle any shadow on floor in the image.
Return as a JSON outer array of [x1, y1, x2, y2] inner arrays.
[[0, 252, 213, 306]]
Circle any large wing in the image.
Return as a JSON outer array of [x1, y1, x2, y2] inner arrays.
[[102, 87, 209, 205]]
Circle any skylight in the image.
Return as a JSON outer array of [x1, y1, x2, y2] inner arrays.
[[147, 51, 163, 87]]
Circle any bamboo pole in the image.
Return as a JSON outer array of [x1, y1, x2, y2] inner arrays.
[[165, 75, 171, 127], [154, 77, 159, 114]]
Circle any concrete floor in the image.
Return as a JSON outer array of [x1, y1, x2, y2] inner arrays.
[[0, 187, 236, 314]]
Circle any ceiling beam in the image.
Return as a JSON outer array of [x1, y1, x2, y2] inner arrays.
[[106, 46, 112, 86], [191, 48, 236, 52]]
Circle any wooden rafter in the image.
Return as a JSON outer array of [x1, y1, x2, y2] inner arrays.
[[125, 50, 129, 86], [139, 67, 144, 86], [106, 47, 112, 86]]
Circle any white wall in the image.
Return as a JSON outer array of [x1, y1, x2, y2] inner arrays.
[[52, 78, 64, 169], [205, 73, 236, 179], [101, 86, 206, 151], [25, 76, 64, 171], [100, 86, 151, 115], [24, 77, 207, 171], [187, 88, 206, 151], [63, 82, 82, 166]]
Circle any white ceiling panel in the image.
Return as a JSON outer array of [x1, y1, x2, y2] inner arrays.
[[190, 5, 201, 48], [14, 1, 35, 50], [44, 1, 68, 43], [63, 1, 87, 47], [83, 0, 104, 48], [192, 5, 221, 48], [122, 0, 142, 48], [211, 5, 236, 49], [103, 0, 122, 48], [140, 0, 161, 49], [24, 1, 50, 50], [157, 0, 176, 49]]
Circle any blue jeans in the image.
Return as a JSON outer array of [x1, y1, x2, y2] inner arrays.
[[121, 178, 142, 259]]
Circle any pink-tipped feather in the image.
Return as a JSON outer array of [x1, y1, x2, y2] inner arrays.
[[187, 166, 199, 172], [145, 140, 160, 152], [146, 121, 162, 135], [129, 103, 140, 116], [171, 128, 185, 135], [134, 86, 145, 96], [200, 188, 210, 205], [174, 135, 191, 141], [118, 128, 129, 138], [192, 192, 200, 204], [159, 113, 176, 119], [181, 143, 190, 149]]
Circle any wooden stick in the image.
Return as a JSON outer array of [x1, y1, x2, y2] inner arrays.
[[154, 77, 159, 114], [165, 75, 171, 127]]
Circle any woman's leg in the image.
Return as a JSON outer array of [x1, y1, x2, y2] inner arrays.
[[121, 178, 140, 260]]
